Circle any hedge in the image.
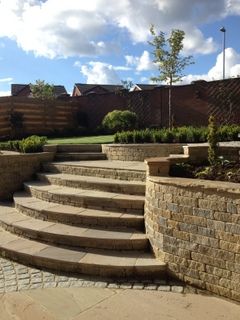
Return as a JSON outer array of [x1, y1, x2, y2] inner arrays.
[[0, 135, 47, 153], [114, 125, 240, 144]]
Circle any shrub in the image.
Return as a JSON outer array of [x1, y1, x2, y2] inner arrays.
[[102, 110, 138, 132], [113, 125, 240, 144], [19, 135, 47, 153], [207, 115, 219, 166]]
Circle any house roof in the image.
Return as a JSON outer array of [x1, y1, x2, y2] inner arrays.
[[11, 84, 68, 97], [74, 83, 124, 95], [11, 84, 29, 96], [133, 84, 158, 91]]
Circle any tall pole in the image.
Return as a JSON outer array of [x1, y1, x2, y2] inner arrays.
[[220, 27, 226, 79]]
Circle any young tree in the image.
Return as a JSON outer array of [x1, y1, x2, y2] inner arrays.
[[149, 26, 194, 129], [121, 80, 133, 91], [207, 115, 219, 166], [30, 80, 55, 100]]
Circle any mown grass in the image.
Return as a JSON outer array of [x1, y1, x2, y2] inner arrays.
[[47, 135, 114, 145]]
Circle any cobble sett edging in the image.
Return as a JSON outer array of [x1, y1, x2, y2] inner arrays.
[[0, 257, 185, 294]]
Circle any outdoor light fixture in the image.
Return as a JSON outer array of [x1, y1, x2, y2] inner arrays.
[[220, 26, 226, 80]]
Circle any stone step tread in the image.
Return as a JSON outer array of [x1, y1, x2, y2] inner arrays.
[[14, 192, 144, 220], [24, 181, 145, 202], [43, 161, 146, 182], [38, 172, 146, 187], [45, 160, 146, 172], [56, 152, 105, 155], [0, 228, 166, 274], [169, 154, 189, 158], [0, 205, 145, 240]]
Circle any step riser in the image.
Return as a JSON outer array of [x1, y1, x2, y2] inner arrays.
[[37, 175, 145, 196], [25, 186, 144, 215], [43, 164, 146, 182], [57, 144, 102, 153], [55, 154, 107, 161], [15, 203, 144, 230], [0, 220, 148, 251], [0, 247, 166, 279]]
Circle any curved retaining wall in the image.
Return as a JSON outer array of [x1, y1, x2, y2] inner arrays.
[[145, 176, 240, 302], [0, 152, 54, 200], [102, 144, 184, 161]]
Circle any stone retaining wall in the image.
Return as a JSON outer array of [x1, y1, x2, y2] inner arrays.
[[0, 152, 54, 200], [184, 144, 240, 163], [102, 144, 184, 161], [145, 176, 240, 302]]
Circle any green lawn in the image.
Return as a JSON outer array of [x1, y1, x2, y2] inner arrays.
[[47, 135, 114, 145]]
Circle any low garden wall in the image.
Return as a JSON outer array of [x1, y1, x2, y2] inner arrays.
[[102, 144, 184, 161], [145, 172, 240, 302], [184, 144, 240, 163], [0, 152, 54, 200]]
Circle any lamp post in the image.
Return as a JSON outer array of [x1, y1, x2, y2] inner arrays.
[[220, 26, 226, 79]]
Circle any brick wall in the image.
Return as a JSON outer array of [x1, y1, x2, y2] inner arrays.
[[0, 78, 239, 139], [145, 176, 240, 302], [0, 152, 54, 200]]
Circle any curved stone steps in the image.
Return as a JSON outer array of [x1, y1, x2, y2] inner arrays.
[[0, 206, 148, 250], [14, 192, 144, 230], [37, 172, 146, 195], [24, 182, 145, 214], [0, 228, 166, 278], [43, 162, 146, 182]]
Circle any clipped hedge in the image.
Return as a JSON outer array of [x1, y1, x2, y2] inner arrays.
[[114, 125, 240, 144], [0, 135, 47, 153]]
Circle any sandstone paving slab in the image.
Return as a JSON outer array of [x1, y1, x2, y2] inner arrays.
[[24, 182, 64, 192], [0, 210, 29, 225], [42, 223, 88, 236], [79, 250, 138, 267], [13, 218, 55, 231], [70, 288, 240, 320], [35, 246, 87, 262], [0, 291, 57, 320], [0, 230, 21, 245], [1, 238, 49, 255], [15, 195, 143, 224], [0, 287, 239, 320], [53, 160, 147, 172], [14, 193, 60, 211], [24, 287, 116, 320]]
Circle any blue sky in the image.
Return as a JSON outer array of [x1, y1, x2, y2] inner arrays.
[[0, 0, 240, 95]]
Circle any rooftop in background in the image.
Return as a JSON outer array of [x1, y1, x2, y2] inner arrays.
[[72, 83, 124, 96], [11, 84, 69, 98], [132, 84, 160, 91]]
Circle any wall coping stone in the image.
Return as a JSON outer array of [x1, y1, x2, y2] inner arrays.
[[148, 176, 240, 196]]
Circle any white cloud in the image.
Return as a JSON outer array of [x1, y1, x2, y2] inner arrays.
[[180, 48, 240, 84], [125, 51, 156, 71], [0, 90, 10, 96], [113, 66, 132, 71], [208, 48, 240, 79], [80, 61, 121, 84], [227, 0, 240, 14], [0, 77, 13, 83], [0, 0, 236, 58], [183, 27, 217, 55]]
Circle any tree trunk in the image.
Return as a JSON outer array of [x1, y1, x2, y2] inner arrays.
[[168, 81, 172, 129]]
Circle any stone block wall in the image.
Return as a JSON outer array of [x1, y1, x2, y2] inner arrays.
[[102, 144, 184, 161], [0, 152, 54, 200], [184, 145, 240, 163], [145, 176, 240, 302]]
